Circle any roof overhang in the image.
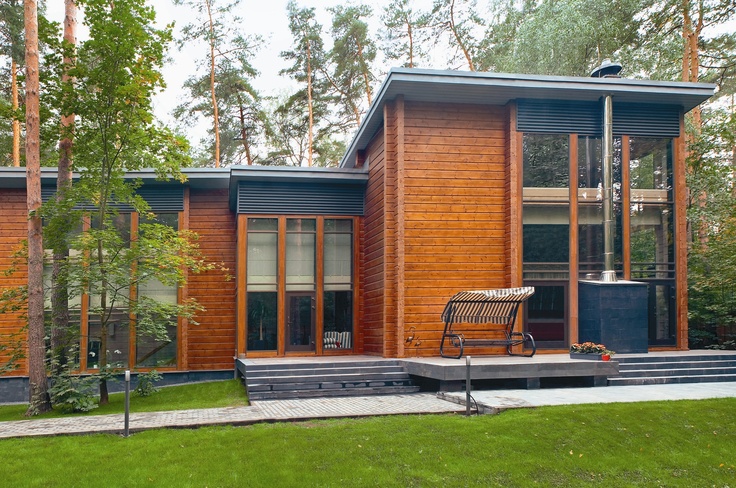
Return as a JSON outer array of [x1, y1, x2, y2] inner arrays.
[[340, 68, 716, 168]]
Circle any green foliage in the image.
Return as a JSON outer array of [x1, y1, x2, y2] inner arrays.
[[379, 0, 431, 68], [326, 4, 376, 128], [687, 107, 736, 347], [134, 370, 162, 397], [48, 357, 99, 413]]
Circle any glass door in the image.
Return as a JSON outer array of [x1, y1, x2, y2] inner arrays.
[[286, 293, 316, 352]]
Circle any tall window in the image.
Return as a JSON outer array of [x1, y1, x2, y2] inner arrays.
[[246, 218, 278, 351], [629, 138, 675, 345], [87, 213, 132, 369], [244, 217, 355, 354], [136, 212, 179, 367], [577, 136, 623, 277], [522, 133, 570, 346], [323, 219, 353, 350]]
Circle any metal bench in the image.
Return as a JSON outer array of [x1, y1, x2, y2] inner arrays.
[[439, 287, 537, 359]]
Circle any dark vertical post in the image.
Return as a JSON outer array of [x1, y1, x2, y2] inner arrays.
[[124, 370, 130, 437], [465, 356, 471, 416]]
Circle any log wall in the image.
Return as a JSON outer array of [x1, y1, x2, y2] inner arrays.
[[361, 127, 388, 355], [0, 189, 29, 375], [187, 188, 237, 369]]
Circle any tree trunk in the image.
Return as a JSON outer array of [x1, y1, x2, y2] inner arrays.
[[97, 220, 109, 405], [450, 0, 475, 71], [406, 15, 414, 68], [24, 0, 51, 415], [238, 102, 253, 165], [356, 40, 372, 106], [205, 0, 221, 168], [11, 58, 21, 167], [51, 0, 77, 375], [306, 38, 314, 167]]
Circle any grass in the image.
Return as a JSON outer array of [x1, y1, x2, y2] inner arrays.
[[0, 379, 247, 421], [2, 398, 735, 487]]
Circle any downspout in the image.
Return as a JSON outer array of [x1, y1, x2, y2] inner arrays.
[[600, 94, 617, 282], [590, 59, 622, 282]]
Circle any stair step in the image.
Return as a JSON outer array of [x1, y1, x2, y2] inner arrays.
[[616, 354, 736, 364], [608, 373, 736, 386], [243, 359, 419, 400], [250, 385, 421, 401], [618, 360, 736, 371], [248, 372, 411, 384], [616, 367, 736, 378], [246, 366, 406, 378]]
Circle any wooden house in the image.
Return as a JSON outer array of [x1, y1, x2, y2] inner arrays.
[[0, 68, 714, 386]]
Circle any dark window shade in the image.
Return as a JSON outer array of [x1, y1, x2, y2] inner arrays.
[[237, 181, 364, 215], [41, 186, 184, 212], [518, 99, 681, 137]]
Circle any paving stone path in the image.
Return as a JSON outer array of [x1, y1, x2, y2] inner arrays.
[[3, 382, 736, 440], [0, 393, 464, 439]]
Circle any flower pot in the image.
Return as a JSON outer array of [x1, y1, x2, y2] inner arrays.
[[569, 352, 605, 360], [601, 354, 611, 361]]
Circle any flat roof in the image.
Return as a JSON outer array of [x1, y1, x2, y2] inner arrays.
[[340, 68, 716, 167]]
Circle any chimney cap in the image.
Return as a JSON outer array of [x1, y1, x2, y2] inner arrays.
[[591, 59, 622, 78]]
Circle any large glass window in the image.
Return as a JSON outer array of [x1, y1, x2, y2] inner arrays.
[[629, 138, 675, 345], [136, 213, 179, 367], [578, 137, 623, 277], [522, 134, 569, 346], [247, 218, 278, 351], [87, 213, 132, 369], [323, 219, 353, 350], [244, 217, 355, 354]]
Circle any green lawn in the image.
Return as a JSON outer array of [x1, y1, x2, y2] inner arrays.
[[2, 398, 735, 487], [0, 379, 247, 421]]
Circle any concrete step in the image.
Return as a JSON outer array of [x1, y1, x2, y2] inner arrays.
[[243, 359, 418, 401], [616, 366, 736, 378], [616, 354, 736, 364], [609, 373, 736, 386], [244, 359, 404, 372], [248, 371, 412, 385], [249, 378, 415, 392], [246, 365, 406, 378], [250, 385, 421, 401], [618, 360, 736, 371]]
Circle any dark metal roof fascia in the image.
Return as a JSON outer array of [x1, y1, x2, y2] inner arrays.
[[339, 68, 716, 168], [0, 167, 230, 190]]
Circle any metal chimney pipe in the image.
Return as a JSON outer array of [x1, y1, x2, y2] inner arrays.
[[600, 94, 617, 282]]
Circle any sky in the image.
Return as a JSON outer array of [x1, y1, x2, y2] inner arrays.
[[42, 0, 736, 146], [45, 0, 399, 143]]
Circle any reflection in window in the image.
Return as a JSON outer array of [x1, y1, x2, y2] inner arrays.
[[247, 218, 278, 351], [136, 213, 179, 367], [523, 134, 569, 188], [286, 219, 316, 292], [630, 138, 671, 190], [324, 220, 353, 350]]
